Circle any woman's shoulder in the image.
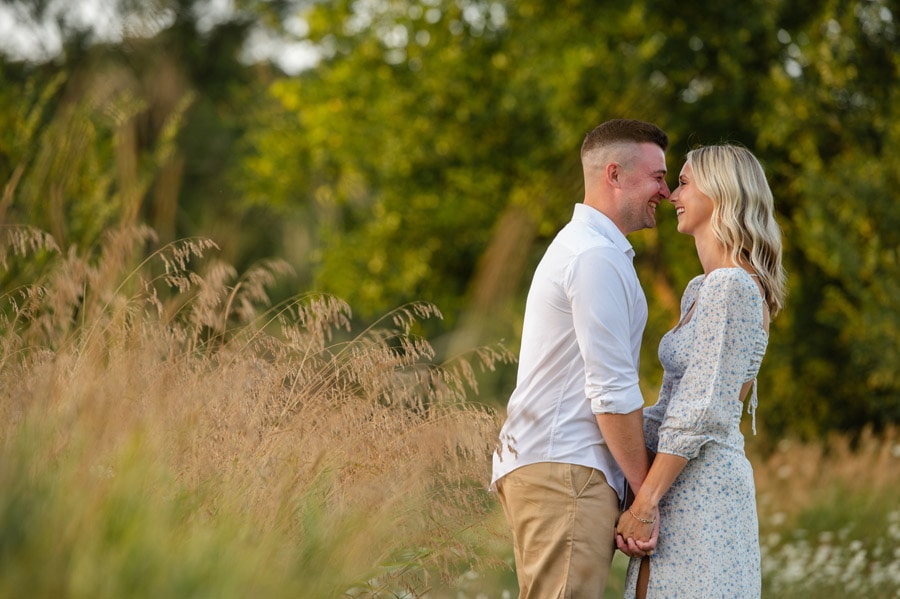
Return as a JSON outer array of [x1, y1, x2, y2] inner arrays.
[[680, 275, 706, 311], [701, 268, 762, 303], [683, 274, 706, 295], [704, 267, 757, 287]]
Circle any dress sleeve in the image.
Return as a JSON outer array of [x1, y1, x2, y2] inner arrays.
[[656, 271, 763, 460]]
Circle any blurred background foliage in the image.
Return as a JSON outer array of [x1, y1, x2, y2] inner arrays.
[[1, 0, 899, 440]]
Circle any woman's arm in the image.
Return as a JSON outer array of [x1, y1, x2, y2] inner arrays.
[[615, 452, 687, 552], [617, 271, 763, 553]]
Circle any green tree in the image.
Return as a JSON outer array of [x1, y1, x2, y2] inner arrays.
[[0, 0, 291, 264], [245, 1, 682, 353], [4, 0, 900, 438], [753, 0, 900, 435], [246, 0, 900, 438]]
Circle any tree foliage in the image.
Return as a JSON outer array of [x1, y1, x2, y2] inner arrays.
[[753, 0, 900, 434], [2, 0, 899, 438]]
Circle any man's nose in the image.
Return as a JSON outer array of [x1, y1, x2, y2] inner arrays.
[[659, 181, 671, 199]]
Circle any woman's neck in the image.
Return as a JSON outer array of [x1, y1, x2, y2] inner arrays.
[[695, 235, 736, 274]]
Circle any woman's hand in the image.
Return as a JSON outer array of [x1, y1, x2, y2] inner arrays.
[[615, 506, 659, 558], [615, 452, 687, 558]]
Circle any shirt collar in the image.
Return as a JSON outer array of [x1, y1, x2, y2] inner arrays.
[[572, 203, 635, 258]]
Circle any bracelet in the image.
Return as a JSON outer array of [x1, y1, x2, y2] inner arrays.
[[628, 508, 655, 525]]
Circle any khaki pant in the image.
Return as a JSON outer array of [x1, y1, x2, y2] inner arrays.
[[496, 462, 619, 598]]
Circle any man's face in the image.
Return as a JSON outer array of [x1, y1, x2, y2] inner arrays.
[[619, 143, 670, 234]]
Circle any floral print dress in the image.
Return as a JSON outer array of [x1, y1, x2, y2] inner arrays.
[[624, 268, 768, 598]]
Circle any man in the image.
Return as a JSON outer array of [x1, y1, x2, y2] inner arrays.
[[491, 119, 670, 597]]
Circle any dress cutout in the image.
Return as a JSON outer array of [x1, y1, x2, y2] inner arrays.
[[624, 269, 768, 598]]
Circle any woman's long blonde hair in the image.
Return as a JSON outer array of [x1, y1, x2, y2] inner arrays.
[[687, 144, 787, 315]]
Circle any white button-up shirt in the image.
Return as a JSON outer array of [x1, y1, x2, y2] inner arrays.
[[491, 203, 647, 501]]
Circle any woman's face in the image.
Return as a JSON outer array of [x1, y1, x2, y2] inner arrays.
[[669, 162, 714, 237]]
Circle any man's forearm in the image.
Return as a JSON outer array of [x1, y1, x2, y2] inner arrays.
[[595, 410, 649, 494]]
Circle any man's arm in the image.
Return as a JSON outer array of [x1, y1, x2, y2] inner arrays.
[[570, 246, 656, 555], [595, 409, 649, 496], [596, 409, 659, 557]]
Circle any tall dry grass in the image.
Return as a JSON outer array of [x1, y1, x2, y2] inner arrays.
[[4, 224, 899, 598], [751, 429, 900, 597], [0, 225, 513, 598], [471, 430, 900, 598]]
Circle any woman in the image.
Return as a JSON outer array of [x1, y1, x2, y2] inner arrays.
[[616, 144, 787, 598]]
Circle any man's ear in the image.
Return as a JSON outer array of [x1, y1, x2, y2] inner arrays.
[[606, 162, 622, 188]]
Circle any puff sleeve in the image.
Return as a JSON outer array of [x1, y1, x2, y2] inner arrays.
[[656, 270, 766, 460]]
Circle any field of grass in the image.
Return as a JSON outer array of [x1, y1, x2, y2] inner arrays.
[[2, 226, 898, 597], [450, 429, 900, 598]]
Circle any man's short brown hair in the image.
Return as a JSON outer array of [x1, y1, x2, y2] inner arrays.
[[581, 119, 669, 159]]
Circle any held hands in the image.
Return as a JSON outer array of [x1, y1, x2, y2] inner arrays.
[[615, 506, 659, 558]]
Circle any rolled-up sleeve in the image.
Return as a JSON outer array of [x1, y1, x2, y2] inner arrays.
[[567, 246, 645, 415]]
